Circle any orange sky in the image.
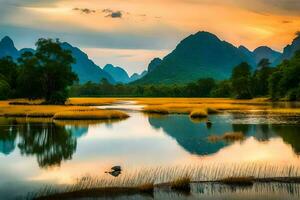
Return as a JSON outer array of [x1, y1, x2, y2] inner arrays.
[[1, 0, 300, 73]]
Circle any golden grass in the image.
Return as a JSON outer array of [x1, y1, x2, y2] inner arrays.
[[0, 103, 129, 121], [1, 98, 300, 119], [66, 98, 120, 106], [189, 109, 208, 118], [142, 105, 169, 114], [53, 119, 124, 126], [208, 132, 245, 142], [53, 109, 129, 120], [0, 105, 82, 118]]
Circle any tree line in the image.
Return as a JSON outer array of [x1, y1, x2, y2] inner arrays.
[[0, 39, 77, 104], [71, 50, 300, 100], [0, 37, 299, 102]]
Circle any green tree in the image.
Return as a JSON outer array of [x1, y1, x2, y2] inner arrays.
[[0, 56, 18, 97], [253, 58, 274, 96], [269, 51, 300, 100], [35, 38, 78, 104], [231, 62, 253, 99], [268, 70, 283, 100], [17, 51, 44, 99], [0, 75, 10, 100], [211, 80, 232, 97]]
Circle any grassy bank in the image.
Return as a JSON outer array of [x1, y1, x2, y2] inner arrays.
[[0, 102, 129, 120], [1, 98, 300, 119], [53, 109, 129, 120]]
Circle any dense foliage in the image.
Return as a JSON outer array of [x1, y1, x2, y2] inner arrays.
[[0, 35, 299, 101], [0, 39, 78, 104], [71, 51, 300, 100]]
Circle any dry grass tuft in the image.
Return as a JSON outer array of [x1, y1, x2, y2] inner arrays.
[[208, 132, 245, 142], [138, 183, 154, 193], [143, 106, 169, 115], [170, 177, 191, 192], [189, 109, 208, 118], [53, 109, 129, 120], [66, 98, 119, 106]]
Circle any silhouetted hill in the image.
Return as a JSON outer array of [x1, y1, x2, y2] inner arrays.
[[103, 64, 131, 83], [148, 58, 162, 73], [130, 70, 147, 82], [0, 36, 19, 59], [0, 36, 115, 84], [135, 31, 256, 84], [253, 46, 281, 65], [60, 42, 115, 84], [276, 34, 300, 64]]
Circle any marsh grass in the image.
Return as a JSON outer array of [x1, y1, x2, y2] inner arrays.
[[53, 109, 129, 120], [0, 104, 129, 121], [66, 98, 120, 106], [208, 132, 245, 142], [143, 105, 169, 114], [189, 109, 208, 118], [28, 162, 300, 199]]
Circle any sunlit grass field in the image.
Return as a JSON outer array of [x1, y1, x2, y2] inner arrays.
[[1, 98, 300, 120]]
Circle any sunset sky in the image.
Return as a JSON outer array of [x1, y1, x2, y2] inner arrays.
[[1, 0, 300, 74]]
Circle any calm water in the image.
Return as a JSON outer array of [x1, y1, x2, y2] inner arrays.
[[1, 104, 300, 199]]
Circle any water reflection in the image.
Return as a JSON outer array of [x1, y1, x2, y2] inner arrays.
[[0, 113, 300, 199], [148, 114, 300, 156], [0, 119, 17, 155], [17, 123, 77, 168]]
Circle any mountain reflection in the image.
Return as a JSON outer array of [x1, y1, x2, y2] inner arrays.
[[148, 114, 300, 156], [0, 119, 17, 155]]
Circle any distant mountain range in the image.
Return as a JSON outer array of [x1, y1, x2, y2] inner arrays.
[[1, 31, 300, 85], [135, 31, 299, 84], [0, 36, 146, 84], [103, 64, 147, 83]]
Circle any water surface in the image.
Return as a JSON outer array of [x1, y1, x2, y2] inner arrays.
[[1, 106, 300, 199]]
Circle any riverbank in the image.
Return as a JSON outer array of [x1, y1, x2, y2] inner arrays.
[[2, 98, 300, 118]]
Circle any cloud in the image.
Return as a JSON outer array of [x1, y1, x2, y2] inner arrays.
[[1, 0, 60, 7], [102, 9, 123, 18], [226, 0, 300, 16], [73, 8, 96, 14], [282, 20, 292, 24]]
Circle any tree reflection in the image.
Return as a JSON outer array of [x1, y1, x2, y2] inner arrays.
[[17, 123, 77, 168]]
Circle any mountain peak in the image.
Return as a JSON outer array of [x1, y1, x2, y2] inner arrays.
[[0, 36, 19, 59], [190, 31, 220, 42], [0, 36, 14, 47], [253, 46, 281, 65], [103, 64, 130, 83], [254, 46, 273, 52], [103, 64, 115, 70]]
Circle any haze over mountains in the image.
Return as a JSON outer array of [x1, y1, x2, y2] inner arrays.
[[1, 31, 300, 85], [103, 64, 147, 83]]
